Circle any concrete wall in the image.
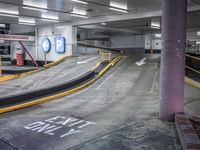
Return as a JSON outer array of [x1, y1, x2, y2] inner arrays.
[[111, 35, 144, 48], [76, 40, 109, 54], [110, 35, 145, 53]]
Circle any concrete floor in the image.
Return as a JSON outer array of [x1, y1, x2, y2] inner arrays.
[[0, 54, 99, 97], [0, 54, 199, 150]]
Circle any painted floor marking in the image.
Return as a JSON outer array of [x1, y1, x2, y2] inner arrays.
[[96, 67, 120, 89], [151, 63, 159, 93], [24, 116, 96, 138], [136, 57, 147, 66], [77, 57, 97, 64]]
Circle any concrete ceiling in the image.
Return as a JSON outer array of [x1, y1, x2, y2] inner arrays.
[[0, 0, 162, 25], [0, 0, 199, 36]]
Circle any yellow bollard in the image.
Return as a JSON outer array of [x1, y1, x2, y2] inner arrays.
[[0, 55, 2, 77], [109, 52, 112, 62]]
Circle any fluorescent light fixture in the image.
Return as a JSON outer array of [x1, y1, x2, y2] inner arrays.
[[155, 33, 161, 38], [70, 13, 88, 18], [23, 0, 47, 9], [109, 7, 127, 13], [42, 13, 59, 20], [110, 1, 127, 10], [0, 13, 18, 18], [0, 9, 19, 15], [72, 9, 87, 15], [196, 41, 200, 44], [197, 31, 200, 36], [22, 6, 47, 12], [0, 24, 5, 28], [71, 0, 88, 4], [101, 22, 107, 25], [41, 19, 60, 22], [19, 17, 35, 24], [151, 20, 160, 29], [18, 22, 35, 26]]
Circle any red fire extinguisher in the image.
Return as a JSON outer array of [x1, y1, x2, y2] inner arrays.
[[16, 48, 24, 66]]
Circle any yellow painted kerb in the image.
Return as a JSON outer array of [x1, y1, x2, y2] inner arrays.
[[0, 55, 72, 83], [185, 77, 200, 89], [0, 56, 122, 114]]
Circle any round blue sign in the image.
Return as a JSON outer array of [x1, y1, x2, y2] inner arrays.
[[42, 38, 51, 53]]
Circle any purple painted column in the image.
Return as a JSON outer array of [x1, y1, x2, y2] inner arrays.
[[160, 0, 187, 121]]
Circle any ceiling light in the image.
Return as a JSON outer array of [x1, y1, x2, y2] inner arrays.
[[109, 8, 128, 13], [18, 22, 35, 26], [23, 0, 47, 9], [0, 24, 6, 28], [42, 14, 59, 20], [22, 6, 48, 12], [19, 17, 35, 24], [72, 9, 87, 15], [71, 0, 88, 4], [151, 23, 160, 29], [110, 1, 127, 10], [70, 14, 88, 18], [0, 13, 18, 18], [0, 9, 19, 15], [155, 34, 161, 38], [41, 19, 60, 22], [196, 41, 200, 44], [101, 22, 107, 25]]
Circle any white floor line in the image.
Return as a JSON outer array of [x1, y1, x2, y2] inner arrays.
[[151, 64, 159, 93], [96, 67, 120, 89], [77, 57, 97, 64]]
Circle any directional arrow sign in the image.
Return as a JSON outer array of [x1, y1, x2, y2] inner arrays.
[[42, 38, 51, 53], [136, 58, 147, 66]]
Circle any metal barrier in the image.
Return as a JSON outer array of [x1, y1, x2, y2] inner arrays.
[[185, 54, 200, 75], [0, 55, 2, 77], [98, 48, 112, 62]]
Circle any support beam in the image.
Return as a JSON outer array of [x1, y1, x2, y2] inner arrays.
[[71, 5, 200, 26], [160, 0, 187, 121], [79, 25, 141, 34], [19, 41, 39, 67]]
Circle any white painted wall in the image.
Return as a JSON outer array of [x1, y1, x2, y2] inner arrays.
[[10, 24, 35, 35], [10, 24, 76, 62], [145, 34, 162, 50], [10, 41, 35, 61], [37, 24, 75, 61]]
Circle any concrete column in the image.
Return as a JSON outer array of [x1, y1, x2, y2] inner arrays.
[[35, 26, 38, 60], [72, 26, 77, 56], [160, 0, 187, 121]]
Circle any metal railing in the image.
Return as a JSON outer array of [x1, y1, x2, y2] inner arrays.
[[185, 54, 200, 75]]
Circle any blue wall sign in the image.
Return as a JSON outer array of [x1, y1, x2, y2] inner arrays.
[[55, 37, 65, 53], [42, 38, 51, 53]]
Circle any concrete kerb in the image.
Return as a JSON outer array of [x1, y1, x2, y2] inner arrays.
[[185, 77, 200, 89], [0, 55, 73, 83], [0, 56, 122, 114]]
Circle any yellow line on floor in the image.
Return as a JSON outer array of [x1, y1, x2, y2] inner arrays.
[[0, 56, 122, 114], [0, 55, 72, 83]]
